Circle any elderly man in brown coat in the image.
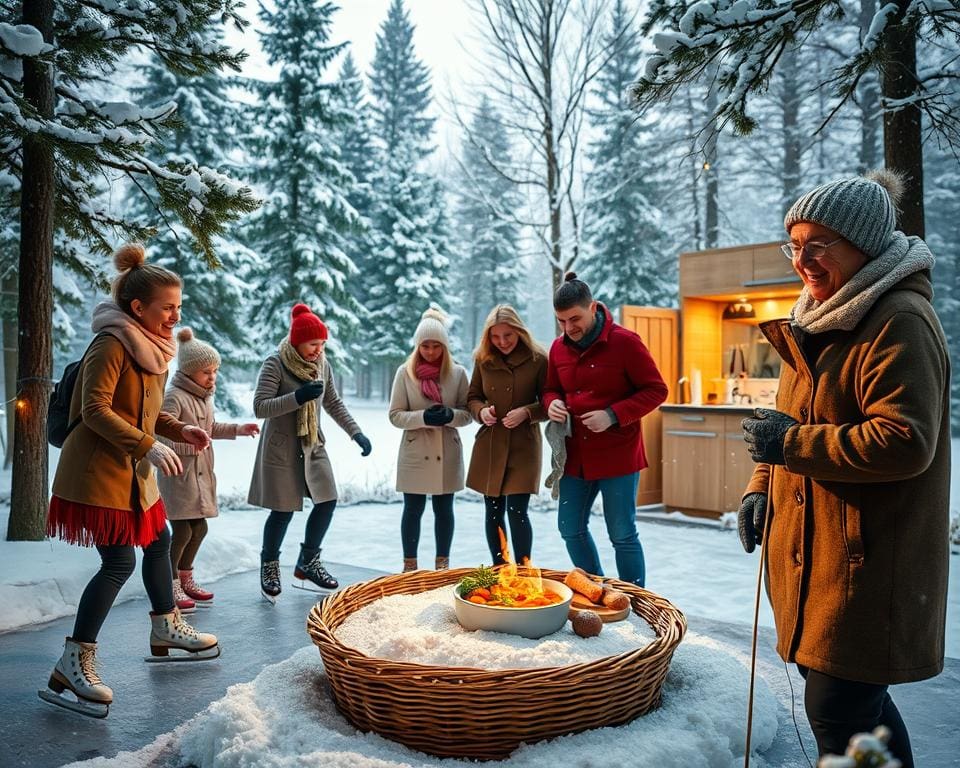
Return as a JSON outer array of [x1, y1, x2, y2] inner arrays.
[[740, 171, 950, 767], [466, 305, 547, 566]]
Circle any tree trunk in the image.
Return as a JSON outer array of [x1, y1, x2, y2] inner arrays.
[[780, 49, 802, 219], [704, 82, 719, 248], [858, 0, 881, 173], [881, 0, 923, 236], [2, 269, 16, 468], [8, 0, 55, 541]]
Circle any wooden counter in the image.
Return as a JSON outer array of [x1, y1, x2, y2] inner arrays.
[[659, 404, 758, 517]]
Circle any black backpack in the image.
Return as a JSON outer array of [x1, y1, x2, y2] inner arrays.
[[48, 334, 104, 448]]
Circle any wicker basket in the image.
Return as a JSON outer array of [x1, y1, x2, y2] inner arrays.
[[306, 568, 686, 761]]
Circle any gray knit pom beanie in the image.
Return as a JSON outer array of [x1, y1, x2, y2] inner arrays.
[[176, 327, 221, 374], [784, 170, 905, 259]]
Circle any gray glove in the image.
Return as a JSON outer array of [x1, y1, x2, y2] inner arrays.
[[738, 492, 767, 553], [741, 407, 798, 465]]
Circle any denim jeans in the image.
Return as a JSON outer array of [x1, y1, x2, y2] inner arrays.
[[557, 472, 644, 586]]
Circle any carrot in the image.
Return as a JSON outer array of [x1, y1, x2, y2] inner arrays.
[[474, 587, 492, 600], [468, 595, 488, 605]]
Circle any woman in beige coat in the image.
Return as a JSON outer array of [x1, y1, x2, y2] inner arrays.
[[466, 305, 547, 566], [248, 303, 372, 601], [389, 308, 471, 571], [40, 244, 218, 719], [157, 328, 259, 611], [739, 172, 950, 766]]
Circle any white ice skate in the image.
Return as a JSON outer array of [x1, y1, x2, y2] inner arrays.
[[37, 637, 112, 718], [144, 607, 220, 662]]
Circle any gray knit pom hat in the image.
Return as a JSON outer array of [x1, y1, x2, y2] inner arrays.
[[176, 327, 221, 374], [784, 170, 904, 259]]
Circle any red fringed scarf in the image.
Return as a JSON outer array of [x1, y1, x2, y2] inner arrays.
[[47, 496, 168, 548], [415, 360, 443, 403]]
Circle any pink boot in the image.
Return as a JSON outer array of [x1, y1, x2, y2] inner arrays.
[[179, 569, 214, 605]]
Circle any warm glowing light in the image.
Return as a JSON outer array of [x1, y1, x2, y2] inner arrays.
[[702, 161, 711, 171], [15, 399, 26, 411]]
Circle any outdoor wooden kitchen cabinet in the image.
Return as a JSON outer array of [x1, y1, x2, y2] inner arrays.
[[660, 406, 757, 516]]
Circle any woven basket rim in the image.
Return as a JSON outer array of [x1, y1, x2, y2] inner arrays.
[[308, 567, 686, 677]]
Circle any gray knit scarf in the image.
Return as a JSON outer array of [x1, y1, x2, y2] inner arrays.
[[791, 233, 934, 334]]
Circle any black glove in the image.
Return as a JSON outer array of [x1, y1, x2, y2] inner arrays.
[[738, 492, 767, 553], [423, 404, 454, 426], [294, 380, 324, 405], [353, 432, 372, 457], [741, 408, 798, 465]]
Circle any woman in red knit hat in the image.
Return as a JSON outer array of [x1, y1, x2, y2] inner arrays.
[[40, 243, 219, 719], [247, 303, 372, 601]]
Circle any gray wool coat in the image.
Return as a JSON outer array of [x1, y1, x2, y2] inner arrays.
[[388, 364, 472, 495], [158, 385, 239, 520], [247, 354, 360, 512]]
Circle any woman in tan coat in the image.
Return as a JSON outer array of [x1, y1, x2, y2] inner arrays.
[[739, 172, 950, 766], [248, 303, 372, 601], [157, 328, 259, 611], [389, 308, 471, 571], [40, 245, 219, 719], [466, 305, 547, 565]]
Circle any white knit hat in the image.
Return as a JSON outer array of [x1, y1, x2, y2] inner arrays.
[[176, 327, 221, 374], [413, 307, 451, 348]]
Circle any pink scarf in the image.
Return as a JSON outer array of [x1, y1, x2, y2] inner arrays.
[[91, 301, 176, 374], [416, 360, 443, 403]]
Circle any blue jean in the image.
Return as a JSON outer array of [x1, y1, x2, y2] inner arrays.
[[557, 472, 644, 586]]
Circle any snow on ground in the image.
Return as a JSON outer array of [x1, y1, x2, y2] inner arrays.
[[334, 584, 658, 669], [61, 632, 780, 768], [1, 397, 958, 658]]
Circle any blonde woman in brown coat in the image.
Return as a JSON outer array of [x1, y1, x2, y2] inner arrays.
[[466, 305, 547, 566], [157, 328, 259, 611], [739, 172, 950, 766], [389, 308, 471, 571], [40, 245, 219, 719]]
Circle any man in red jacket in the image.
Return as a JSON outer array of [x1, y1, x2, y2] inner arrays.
[[543, 273, 668, 586]]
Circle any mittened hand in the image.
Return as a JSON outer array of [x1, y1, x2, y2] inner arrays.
[[741, 407, 798, 465], [738, 492, 767, 553], [353, 432, 372, 457], [294, 380, 324, 405], [423, 404, 454, 426]]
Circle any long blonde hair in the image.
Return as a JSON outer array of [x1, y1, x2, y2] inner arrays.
[[406, 307, 454, 381], [473, 304, 545, 365]]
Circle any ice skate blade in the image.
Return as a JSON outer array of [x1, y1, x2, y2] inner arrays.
[[38, 688, 109, 718], [260, 589, 278, 604], [291, 579, 337, 594], [144, 644, 220, 663]]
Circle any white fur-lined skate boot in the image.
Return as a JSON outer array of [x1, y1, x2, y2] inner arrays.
[[38, 637, 112, 718], [145, 607, 220, 662]]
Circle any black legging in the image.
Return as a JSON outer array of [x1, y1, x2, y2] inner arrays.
[[484, 494, 532, 565], [169, 518, 208, 572], [260, 500, 337, 561], [72, 526, 175, 643], [401, 493, 454, 559], [798, 665, 914, 767]]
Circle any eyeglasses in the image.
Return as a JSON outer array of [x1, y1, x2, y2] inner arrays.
[[780, 237, 844, 261]]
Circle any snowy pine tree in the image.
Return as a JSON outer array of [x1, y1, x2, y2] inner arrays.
[[128, 49, 262, 385], [584, 0, 674, 309], [364, 0, 450, 378], [243, 0, 363, 362], [454, 97, 524, 349]]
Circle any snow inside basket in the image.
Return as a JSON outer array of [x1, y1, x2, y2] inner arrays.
[[307, 567, 686, 761]]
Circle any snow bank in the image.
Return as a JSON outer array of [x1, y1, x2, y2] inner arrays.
[[62, 632, 780, 767]]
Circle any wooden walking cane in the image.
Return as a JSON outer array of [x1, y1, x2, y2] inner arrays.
[[744, 474, 774, 768]]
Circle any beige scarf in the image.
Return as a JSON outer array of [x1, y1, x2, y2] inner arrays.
[[791, 233, 935, 334], [172, 369, 214, 399], [91, 301, 176, 374], [279, 339, 322, 448]]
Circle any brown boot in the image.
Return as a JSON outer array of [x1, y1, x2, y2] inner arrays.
[[402, 558, 418, 572], [434, 556, 449, 571]]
